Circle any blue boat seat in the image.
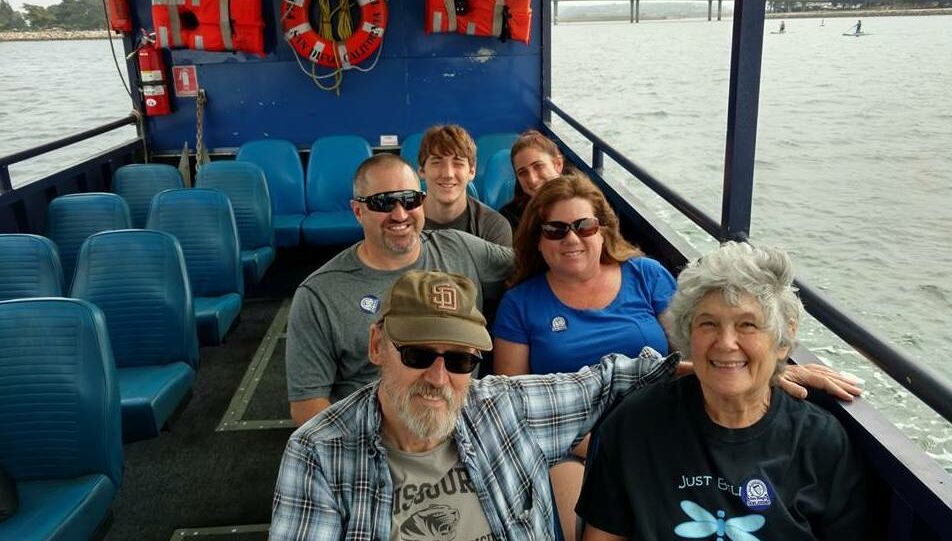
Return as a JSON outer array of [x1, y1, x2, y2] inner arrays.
[[0, 298, 122, 541], [147, 189, 243, 346], [0, 234, 64, 300], [196, 161, 275, 285], [111, 163, 184, 228], [475, 132, 519, 186], [302, 135, 371, 246], [70, 230, 199, 442], [400, 132, 425, 168], [45, 192, 131, 288], [236, 139, 306, 247], [478, 149, 516, 210]]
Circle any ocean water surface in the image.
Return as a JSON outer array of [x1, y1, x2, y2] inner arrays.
[[0, 17, 949, 467]]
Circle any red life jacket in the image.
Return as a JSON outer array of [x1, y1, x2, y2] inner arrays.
[[425, 0, 532, 45], [152, 0, 265, 56]]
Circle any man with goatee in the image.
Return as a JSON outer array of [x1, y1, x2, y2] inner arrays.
[[286, 154, 512, 426]]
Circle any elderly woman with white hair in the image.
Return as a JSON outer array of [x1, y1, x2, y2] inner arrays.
[[576, 242, 870, 541]]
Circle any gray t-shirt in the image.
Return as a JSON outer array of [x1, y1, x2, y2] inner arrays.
[[285, 229, 513, 403], [424, 196, 512, 247], [386, 439, 495, 541]]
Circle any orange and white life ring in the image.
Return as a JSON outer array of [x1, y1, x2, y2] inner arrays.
[[282, 0, 387, 69]]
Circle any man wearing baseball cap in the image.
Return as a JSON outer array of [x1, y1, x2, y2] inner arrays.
[[271, 270, 680, 541]]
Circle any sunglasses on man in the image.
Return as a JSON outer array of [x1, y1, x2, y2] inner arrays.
[[354, 190, 426, 213], [540, 217, 600, 240], [393, 342, 482, 374]]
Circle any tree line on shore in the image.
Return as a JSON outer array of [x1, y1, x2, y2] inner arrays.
[[0, 0, 104, 31]]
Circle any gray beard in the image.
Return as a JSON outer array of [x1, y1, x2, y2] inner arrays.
[[384, 378, 463, 441]]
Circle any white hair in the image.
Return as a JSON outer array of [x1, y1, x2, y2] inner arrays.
[[664, 241, 803, 364]]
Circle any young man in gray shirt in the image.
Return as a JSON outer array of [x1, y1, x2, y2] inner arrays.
[[417, 124, 512, 247], [286, 153, 513, 425]]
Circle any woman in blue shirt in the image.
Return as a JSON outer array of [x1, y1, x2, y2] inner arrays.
[[492, 172, 676, 540], [493, 173, 675, 376]]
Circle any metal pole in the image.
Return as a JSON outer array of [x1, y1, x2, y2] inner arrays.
[[708, 0, 713, 21], [717, 0, 722, 20], [630, 0, 634, 23], [553, 0, 559, 25], [720, 0, 766, 239], [636, 0, 640, 23]]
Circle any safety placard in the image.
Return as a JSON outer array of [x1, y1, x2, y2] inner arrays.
[[172, 66, 199, 97]]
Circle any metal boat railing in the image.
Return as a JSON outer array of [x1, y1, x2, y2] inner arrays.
[[542, 98, 952, 425], [0, 114, 140, 194]]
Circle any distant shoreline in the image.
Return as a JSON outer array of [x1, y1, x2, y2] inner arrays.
[[0, 29, 112, 42], [557, 7, 952, 23]]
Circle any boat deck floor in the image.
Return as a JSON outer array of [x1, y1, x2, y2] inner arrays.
[[104, 248, 335, 541]]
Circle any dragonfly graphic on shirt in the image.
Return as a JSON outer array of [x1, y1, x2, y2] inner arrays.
[[674, 500, 766, 541]]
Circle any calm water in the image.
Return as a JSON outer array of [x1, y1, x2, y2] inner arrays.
[[0, 17, 950, 467]]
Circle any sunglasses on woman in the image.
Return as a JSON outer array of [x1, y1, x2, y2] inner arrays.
[[354, 190, 426, 213], [394, 343, 482, 374], [540, 217, 600, 240]]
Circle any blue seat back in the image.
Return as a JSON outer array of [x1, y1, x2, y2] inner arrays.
[[146, 189, 244, 298], [475, 132, 519, 181], [45, 193, 132, 286], [306, 136, 373, 213], [400, 132, 424, 168], [196, 161, 274, 251], [479, 149, 516, 210], [112, 164, 184, 228], [0, 298, 122, 487], [236, 139, 306, 216], [71, 230, 199, 370], [0, 234, 64, 300]]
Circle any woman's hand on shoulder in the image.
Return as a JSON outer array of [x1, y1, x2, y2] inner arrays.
[[779, 363, 863, 401]]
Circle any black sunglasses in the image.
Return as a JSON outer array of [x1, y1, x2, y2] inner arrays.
[[394, 343, 482, 374], [354, 190, 426, 213], [540, 217, 600, 240]]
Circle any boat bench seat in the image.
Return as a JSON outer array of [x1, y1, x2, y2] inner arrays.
[[474, 132, 519, 187], [45, 193, 131, 288], [236, 139, 307, 247], [241, 246, 276, 285], [0, 474, 117, 541], [272, 214, 306, 247], [147, 189, 244, 346], [195, 294, 243, 346], [0, 234, 64, 301], [117, 364, 196, 443], [303, 135, 371, 246], [301, 211, 363, 246], [112, 163, 184, 229], [478, 149, 516, 210], [196, 161, 275, 285], [70, 230, 200, 442], [0, 298, 123, 541]]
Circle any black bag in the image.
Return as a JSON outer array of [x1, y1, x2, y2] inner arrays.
[[0, 464, 17, 522]]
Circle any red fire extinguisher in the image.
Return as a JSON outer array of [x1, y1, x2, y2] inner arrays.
[[106, 0, 132, 33], [138, 44, 172, 116]]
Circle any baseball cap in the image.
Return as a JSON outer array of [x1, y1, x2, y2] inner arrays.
[[380, 270, 492, 352]]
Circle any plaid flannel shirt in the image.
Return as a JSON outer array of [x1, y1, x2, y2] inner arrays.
[[271, 349, 678, 541]]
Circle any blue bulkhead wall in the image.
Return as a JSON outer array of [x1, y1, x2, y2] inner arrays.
[[130, 0, 543, 153]]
